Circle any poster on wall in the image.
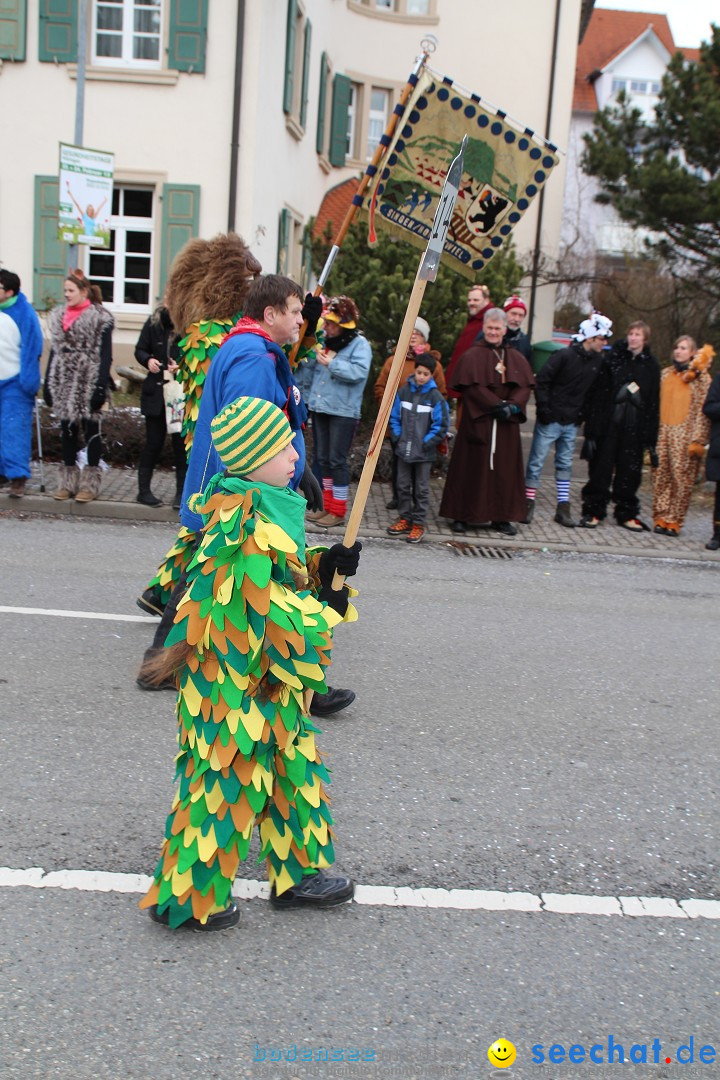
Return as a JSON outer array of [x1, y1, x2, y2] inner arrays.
[[58, 142, 114, 247]]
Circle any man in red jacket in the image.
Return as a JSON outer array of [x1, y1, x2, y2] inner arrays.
[[445, 285, 493, 401]]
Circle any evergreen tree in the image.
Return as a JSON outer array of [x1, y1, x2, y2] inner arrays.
[[582, 26, 720, 303]]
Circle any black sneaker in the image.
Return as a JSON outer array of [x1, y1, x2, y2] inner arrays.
[[136, 587, 166, 617], [492, 521, 517, 536], [148, 901, 240, 931], [270, 871, 354, 909], [309, 686, 355, 717]]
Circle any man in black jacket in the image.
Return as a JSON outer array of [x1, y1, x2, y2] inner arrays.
[[579, 320, 660, 531], [524, 313, 611, 527]]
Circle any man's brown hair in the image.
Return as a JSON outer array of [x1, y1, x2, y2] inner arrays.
[[627, 320, 651, 343], [244, 275, 303, 321]]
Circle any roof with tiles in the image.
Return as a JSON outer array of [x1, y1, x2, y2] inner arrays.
[[573, 7, 677, 112], [312, 177, 359, 240]]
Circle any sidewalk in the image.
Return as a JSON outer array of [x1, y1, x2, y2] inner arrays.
[[3, 458, 718, 563]]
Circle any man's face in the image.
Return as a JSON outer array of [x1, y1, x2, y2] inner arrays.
[[584, 335, 606, 353], [467, 288, 487, 316], [0, 283, 14, 304], [483, 318, 506, 346], [506, 306, 525, 331], [626, 326, 646, 354], [265, 295, 304, 345]]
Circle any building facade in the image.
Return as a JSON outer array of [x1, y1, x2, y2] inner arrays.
[[1, 0, 586, 360]]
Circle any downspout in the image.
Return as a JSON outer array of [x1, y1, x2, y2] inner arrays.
[[527, 0, 562, 340], [227, 0, 246, 231]]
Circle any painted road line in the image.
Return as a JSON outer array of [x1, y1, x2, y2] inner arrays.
[[0, 606, 156, 623], [0, 867, 718, 919]]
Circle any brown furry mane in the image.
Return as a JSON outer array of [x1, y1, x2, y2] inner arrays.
[[165, 232, 262, 334]]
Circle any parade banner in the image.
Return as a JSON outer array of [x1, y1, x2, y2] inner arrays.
[[365, 68, 560, 278], [58, 143, 114, 247]]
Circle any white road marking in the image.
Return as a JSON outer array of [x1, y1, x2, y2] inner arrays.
[[0, 605, 156, 623], [1, 866, 718, 919]]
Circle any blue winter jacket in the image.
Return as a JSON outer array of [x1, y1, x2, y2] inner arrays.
[[389, 376, 449, 463], [180, 327, 307, 532], [304, 333, 372, 419], [0, 291, 43, 396]]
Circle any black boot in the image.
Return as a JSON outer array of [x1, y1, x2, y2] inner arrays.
[[137, 467, 162, 507], [523, 498, 535, 525], [706, 524, 720, 551], [137, 586, 166, 617], [554, 501, 576, 528]]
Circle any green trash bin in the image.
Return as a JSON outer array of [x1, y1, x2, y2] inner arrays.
[[531, 340, 565, 375]]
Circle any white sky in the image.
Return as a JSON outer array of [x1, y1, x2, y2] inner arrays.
[[597, 0, 717, 48]]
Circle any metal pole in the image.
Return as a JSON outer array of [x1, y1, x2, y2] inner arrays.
[[68, 0, 87, 272], [527, 0, 561, 340], [227, 0, 245, 232]]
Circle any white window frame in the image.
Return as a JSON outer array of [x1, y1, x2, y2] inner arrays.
[[349, 0, 437, 18], [345, 74, 400, 166], [85, 185, 156, 315], [92, 0, 163, 70], [366, 86, 390, 161]]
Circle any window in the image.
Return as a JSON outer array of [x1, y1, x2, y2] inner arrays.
[[347, 83, 359, 158], [316, 51, 333, 159], [350, 0, 436, 16], [93, 0, 162, 67], [277, 207, 308, 286], [612, 78, 627, 94], [283, 0, 312, 137], [367, 87, 390, 160], [87, 186, 154, 310]]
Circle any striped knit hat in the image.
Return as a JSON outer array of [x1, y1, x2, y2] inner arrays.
[[210, 396, 294, 475]]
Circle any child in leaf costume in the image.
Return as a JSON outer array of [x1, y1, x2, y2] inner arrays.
[[140, 396, 360, 930]]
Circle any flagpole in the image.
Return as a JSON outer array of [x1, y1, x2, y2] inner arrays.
[[289, 43, 433, 363], [331, 136, 467, 589]]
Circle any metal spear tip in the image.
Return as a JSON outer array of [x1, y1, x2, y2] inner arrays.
[[419, 135, 467, 282]]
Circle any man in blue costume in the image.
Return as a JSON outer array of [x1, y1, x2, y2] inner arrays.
[[0, 270, 44, 497], [137, 274, 355, 718]]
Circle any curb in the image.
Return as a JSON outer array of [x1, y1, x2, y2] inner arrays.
[[0, 493, 179, 524]]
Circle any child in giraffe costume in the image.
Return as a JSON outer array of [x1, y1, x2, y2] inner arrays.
[[139, 396, 360, 930], [652, 338, 712, 537]]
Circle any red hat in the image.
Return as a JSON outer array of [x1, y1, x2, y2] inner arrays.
[[503, 295, 527, 315]]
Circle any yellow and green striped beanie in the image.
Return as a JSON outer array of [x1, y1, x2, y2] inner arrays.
[[210, 396, 294, 475]]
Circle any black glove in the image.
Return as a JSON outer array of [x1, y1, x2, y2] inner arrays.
[[299, 463, 323, 511], [318, 584, 350, 617], [90, 384, 106, 412], [580, 437, 596, 462], [43, 382, 52, 407], [491, 402, 519, 422], [648, 447, 659, 468], [318, 541, 362, 586], [301, 293, 323, 337]]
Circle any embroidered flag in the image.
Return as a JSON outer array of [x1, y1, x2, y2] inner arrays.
[[365, 68, 559, 278]]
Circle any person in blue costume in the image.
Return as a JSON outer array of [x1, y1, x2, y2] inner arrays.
[[0, 270, 43, 498]]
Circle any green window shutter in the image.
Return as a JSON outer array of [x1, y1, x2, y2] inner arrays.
[[168, 0, 207, 73], [159, 184, 200, 298], [38, 0, 77, 63], [33, 175, 66, 309], [0, 0, 27, 61], [329, 74, 352, 168], [316, 51, 328, 154], [299, 19, 311, 129], [283, 0, 297, 115], [277, 209, 290, 275]]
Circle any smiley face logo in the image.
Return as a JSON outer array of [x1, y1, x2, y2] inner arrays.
[[488, 1038, 516, 1068]]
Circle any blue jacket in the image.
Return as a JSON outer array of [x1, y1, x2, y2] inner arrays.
[[304, 334, 372, 419], [0, 291, 43, 396], [180, 327, 307, 532], [389, 376, 449, 462]]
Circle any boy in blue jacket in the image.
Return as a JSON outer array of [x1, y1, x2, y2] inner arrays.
[[387, 355, 449, 543]]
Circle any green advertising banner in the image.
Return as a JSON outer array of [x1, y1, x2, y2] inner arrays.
[[58, 142, 114, 248]]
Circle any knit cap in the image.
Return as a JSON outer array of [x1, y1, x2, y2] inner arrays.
[[414, 316, 430, 341], [210, 396, 294, 475], [503, 295, 527, 315]]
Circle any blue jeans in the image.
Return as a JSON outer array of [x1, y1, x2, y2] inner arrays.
[[312, 412, 358, 487], [525, 421, 578, 488]]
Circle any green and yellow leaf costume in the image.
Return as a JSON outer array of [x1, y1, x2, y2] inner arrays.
[[139, 473, 357, 928]]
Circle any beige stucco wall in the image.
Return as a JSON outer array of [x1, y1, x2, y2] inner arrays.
[[1, 0, 581, 364]]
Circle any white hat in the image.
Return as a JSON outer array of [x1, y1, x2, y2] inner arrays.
[[574, 312, 613, 342], [414, 317, 430, 341]]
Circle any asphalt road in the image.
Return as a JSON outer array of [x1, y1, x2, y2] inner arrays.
[[1, 516, 718, 1080]]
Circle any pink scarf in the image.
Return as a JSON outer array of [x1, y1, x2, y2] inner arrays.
[[62, 298, 91, 332]]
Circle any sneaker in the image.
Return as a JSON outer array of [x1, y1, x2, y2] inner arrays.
[[492, 521, 517, 536], [148, 901, 240, 931], [8, 478, 26, 498], [270, 870, 354, 910], [313, 512, 346, 528], [579, 515, 600, 529], [386, 518, 411, 535], [406, 524, 425, 544]]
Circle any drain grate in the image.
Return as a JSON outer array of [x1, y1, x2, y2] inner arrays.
[[445, 541, 513, 559]]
